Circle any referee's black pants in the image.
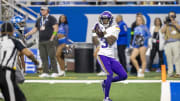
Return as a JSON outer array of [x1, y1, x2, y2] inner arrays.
[[0, 68, 26, 101]]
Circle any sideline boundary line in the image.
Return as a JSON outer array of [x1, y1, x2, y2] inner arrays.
[[24, 80, 180, 84]]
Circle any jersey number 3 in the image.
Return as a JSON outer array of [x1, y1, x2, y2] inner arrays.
[[101, 38, 108, 48]]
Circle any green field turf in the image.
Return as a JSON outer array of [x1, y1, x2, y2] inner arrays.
[[1, 72, 178, 101], [25, 72, 179, 80], [0, 83, 161, 101]]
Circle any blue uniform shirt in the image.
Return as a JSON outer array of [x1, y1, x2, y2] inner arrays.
[[116, 21, 128, 45], [132, 25, 151, 48], [58, 23, 69, 36], [13, 27, 32, 40], [58, 23, 69, 44]]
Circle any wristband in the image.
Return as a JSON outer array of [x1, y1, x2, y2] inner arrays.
[[53, 32, 57, 35]]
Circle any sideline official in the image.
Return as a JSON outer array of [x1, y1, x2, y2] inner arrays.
[[0, 22, 39, 101]]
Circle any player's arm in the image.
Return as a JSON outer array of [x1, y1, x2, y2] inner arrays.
[[92, 36, 99, 46], [25, 19, 39, 38], [25, 27, 38, 38], [50, 16, 58, 41], [105, 35, 117, 46], [104, 26, 120, 46], [93, 23, 106, 38], [93, 46, 100, 59], [21, 49, 39, 65], [13, 39, 39, 65], [50, 24, 58, 41]]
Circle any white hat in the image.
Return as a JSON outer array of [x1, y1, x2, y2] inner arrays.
[[41, 6, 49, 10]]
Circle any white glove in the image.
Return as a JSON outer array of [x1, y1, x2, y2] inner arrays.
[[98, 23, 106, 32]]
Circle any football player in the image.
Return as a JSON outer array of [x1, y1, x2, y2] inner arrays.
[[11, 15, 36, 74], [92, 11, 127, 101]]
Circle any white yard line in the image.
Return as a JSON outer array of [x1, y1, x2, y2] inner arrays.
[[24, 80, 180, 84]]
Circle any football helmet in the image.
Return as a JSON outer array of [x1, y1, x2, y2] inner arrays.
[[10, 15, 26, 30], [99, 11, 113, 28]]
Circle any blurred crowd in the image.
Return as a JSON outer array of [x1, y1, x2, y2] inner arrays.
[[0, 5, 179, 78], [16, 0, 179, 5]]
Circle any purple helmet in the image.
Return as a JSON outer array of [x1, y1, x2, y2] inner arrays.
[[99, 11, 113, 27]]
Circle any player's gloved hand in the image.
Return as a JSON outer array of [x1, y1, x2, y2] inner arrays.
[[98, 23, 105, 33], [34, 60, 39, 66]]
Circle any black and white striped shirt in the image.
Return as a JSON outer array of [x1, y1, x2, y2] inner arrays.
[[0, 34, 25, 69]]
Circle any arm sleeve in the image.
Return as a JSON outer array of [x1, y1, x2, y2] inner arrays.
[[145, 26, 151, 39], [12, 39, 26, 52]]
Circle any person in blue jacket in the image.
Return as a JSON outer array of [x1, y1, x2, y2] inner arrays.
[[56, 15, 69, 76], [130, 16, 151, 77], [116, 15, 128, 72]]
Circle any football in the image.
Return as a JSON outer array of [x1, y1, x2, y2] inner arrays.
[[96, 31, 104, 38]]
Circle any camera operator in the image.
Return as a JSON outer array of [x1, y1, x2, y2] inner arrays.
[[161, 11, 180, 78]]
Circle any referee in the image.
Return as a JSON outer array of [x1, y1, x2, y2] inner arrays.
[[0, 22, 39, 101]]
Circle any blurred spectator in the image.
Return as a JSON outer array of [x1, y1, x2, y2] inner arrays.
[[116, 15, 128, 72], [56, 15, 69, 76], [130, 13, 142, 75], [130, 16, 151, 77], [148, 18, 165, 72], [131, 13, 143, 41], [161, 11, 180, 78], [25, 6, 59, 78]]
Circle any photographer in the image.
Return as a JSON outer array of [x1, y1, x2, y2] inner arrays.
[[161, 11, 180, 78]]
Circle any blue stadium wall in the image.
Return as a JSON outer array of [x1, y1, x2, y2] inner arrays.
[[29, 6, 180, 42]]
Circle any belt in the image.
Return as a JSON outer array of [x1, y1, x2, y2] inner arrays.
[[0, 65, 15, 72]]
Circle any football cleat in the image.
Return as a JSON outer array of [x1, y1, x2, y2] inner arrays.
[[103, 97, 112, 101]]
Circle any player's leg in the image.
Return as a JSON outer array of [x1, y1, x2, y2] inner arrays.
[[130, 48, 140, 71], [56, 44, 66, 72], [19, 52, 26, 73], [39, 42, 50, 77], [111, 59, 127, 82], [97, 55, 113, 100], [139, 46, 147, 74], [2, 70, 26, 101], [46, 41, 58, 73]]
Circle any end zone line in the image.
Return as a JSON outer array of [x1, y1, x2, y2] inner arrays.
[[24, 80, 180, 84]]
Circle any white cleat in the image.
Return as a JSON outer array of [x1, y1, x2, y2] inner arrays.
[[103, 97, 112, 101], [39, 73, 50, 78], [0, 92, 4, 99], [137, 69, 144, 77], [50, 73, 60, 78], [58, 71, 66, 76], [97, 71, 106, 76]]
